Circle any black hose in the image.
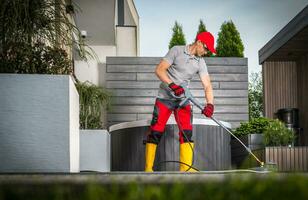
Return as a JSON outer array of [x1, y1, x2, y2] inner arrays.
[[153, 104, 199, 172]]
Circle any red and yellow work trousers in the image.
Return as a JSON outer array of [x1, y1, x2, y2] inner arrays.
[[145, 98, 195, 172]]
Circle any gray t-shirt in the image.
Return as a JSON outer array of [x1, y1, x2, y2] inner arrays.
[[157, 45, 209, 99]]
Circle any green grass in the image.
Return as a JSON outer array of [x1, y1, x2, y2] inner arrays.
[[0, 174, 308, 200]]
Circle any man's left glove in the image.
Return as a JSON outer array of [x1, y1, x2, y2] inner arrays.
[[202, 103, 214, 117]]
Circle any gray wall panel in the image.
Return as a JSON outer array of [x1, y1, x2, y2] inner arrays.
[[137, 73, 248, 82], [111, 89, 248, 97], [112, 97, 248, 105], [208, 65, 248, 74], [107, 65, 155, 72], [220, 82, 248, 89], [106, 57, 249, 128], [106, 73, 136, 81], [107, 57, 247, 65]]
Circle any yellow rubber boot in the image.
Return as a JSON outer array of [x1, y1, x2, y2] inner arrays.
[[180, 142, 197, 172], [145, 143, 157, 172]]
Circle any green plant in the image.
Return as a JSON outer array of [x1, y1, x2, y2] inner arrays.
[[1, 175, 308, 199], [196, 19, 208, 35], [216, 20, 244, 57], [0, 0, 94, 74], [168, 21, 186, 49], [0, 42, 72, 74], [263, 119, 296, 146], [249, 72, 263, 120], [194, 19, 213, 57], [234, 117, 272, 137], [75, 81, 112, 129]]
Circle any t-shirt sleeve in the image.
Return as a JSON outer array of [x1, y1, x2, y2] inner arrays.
[[198, 58, 209, 77], [162, 46, 178, 65]]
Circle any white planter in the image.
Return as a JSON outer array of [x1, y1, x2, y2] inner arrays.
[[80, 130, 110, 172], [0, 74, 79, 173]]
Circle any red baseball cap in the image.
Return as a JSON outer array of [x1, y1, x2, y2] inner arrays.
[[196, 32, 216, 54]]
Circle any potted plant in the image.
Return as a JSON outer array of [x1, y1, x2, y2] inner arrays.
[[238, 119, 308, 171], [231, 117, 272, 168], [0, 0, 92, 173], [262, 119, 306, 172], [76, 81, 112, 129], [75, 81, 112, 172], [263, 119, 296, 147]]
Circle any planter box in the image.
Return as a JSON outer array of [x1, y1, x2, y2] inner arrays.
[[231, 134, 264, 168], [0, 74, 79, 173], [264, 146, 308, 172], [80, 130, 110, 172], [236, 146, 308, 172]]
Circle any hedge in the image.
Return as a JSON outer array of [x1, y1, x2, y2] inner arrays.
[[0, 174, 308, 200]]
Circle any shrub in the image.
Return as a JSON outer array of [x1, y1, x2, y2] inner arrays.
[[75, 81, 112, 129], [216, 20, 244, 57], [0, 42, 72, 74], [263, 119, 296, 146], [168, 21, 186, 49], [0, 0, 93, 74], [234, 117, 272, 137], [194, 19, 213, 57], [249, 72, 263, 120], [1, 175, 308, 200]]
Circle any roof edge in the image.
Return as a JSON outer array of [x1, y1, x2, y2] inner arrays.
[[258, 5, 308, 64]]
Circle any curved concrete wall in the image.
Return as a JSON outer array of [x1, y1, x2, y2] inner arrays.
[[109, 118, 231, 171]]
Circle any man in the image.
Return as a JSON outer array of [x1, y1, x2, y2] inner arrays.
[[145, 32, 216, 172]]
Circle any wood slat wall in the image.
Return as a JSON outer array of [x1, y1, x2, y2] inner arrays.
[[265, 147, 308, 172], [106, 57, 249, 129], [297, 54, 308, 145], [263, 58, 308, 146], [263, 61, 298, 118]]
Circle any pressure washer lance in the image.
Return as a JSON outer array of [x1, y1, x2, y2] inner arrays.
[[162, 82, 268, 171]]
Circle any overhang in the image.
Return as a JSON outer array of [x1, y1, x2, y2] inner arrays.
[[259, 6, 308, 64]]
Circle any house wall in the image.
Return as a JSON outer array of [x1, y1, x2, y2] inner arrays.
[[262, 61, 298, 118], [73, 0, 116, 46], [297, 53, 308, 145], [125, 0, 140, 55], [106, 57, 249, 129], [124, 0, 137, 26], [116, 26, 137, 56], [74, 0, 139, 84], [262, 60, 308, 145], [74, 45, 116, 86]]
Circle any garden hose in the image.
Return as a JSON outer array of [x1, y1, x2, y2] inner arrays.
[[153, 106, 199, 172], [152, 82, 274, 173]]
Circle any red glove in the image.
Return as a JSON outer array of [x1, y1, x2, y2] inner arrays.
[[202, 103, 214, 117], [168, 82, 184, 96]]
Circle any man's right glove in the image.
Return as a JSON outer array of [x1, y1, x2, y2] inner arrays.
[[168, 82, 184, 96], [202, 103, 214, 117]]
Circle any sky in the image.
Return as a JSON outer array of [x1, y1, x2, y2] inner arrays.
[[133, 0, 308, 75]]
